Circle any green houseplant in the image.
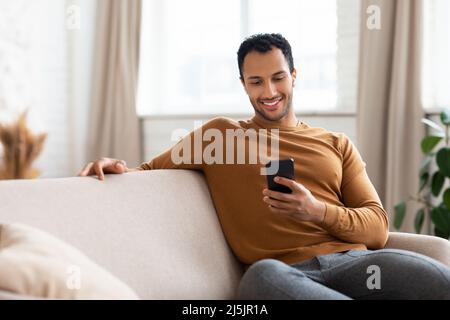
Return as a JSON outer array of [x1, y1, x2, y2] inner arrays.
[[394, 109, 450, 240]]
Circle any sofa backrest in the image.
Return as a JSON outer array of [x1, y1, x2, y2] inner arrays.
[[0, 170, 244, 299]]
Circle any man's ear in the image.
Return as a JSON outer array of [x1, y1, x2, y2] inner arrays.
[[240, 77, 248, 94], [291, 68, 297, 87]]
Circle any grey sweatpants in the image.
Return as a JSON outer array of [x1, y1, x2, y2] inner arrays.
[[237, 249, 450, 299]]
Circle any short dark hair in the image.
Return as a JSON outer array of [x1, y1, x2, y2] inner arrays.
[[237, 33, 294, 80]]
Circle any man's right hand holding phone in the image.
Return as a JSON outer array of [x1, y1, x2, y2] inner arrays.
[[264, 158, 326, 223], [262, 176, 326, 224]]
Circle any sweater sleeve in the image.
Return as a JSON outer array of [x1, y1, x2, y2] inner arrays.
[[138, 117, 225, 171], [318, 134, 389, 249], [138, 128, 204, 171]]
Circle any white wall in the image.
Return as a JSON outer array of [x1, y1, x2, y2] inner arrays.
[[0, 0, 69, 178], [0, 0, 97, 178]]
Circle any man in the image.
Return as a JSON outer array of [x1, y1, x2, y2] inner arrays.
[[79, 33, 450, 299]]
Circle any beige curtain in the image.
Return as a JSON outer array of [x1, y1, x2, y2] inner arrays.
[[88, 0, 142, 167], [357, 0, 427, 233]]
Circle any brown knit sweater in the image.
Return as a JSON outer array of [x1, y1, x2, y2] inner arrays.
[[139, 116, 389, 266]]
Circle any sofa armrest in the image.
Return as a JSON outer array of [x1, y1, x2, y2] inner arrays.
[[385, 232, 450, 267]]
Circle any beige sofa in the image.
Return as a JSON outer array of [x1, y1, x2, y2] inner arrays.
[[0, 170, 449, 299]]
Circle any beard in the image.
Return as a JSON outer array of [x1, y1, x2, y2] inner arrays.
[[250, 93, 293, 122]]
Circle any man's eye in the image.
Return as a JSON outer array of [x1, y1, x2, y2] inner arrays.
[[274, 77, 284, 81], [251, 82, 261, 85]]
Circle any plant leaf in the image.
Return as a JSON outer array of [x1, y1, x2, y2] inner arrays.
[[436, 147, 450, 177], [394, 201, 406, 230], [441, 109, 450, 125], [419, 172, 429, 192], [431, 171, 445, 197], [414, 208, 425, 234], [431, 205, 450, 239], [421, 118, 445, 135], [419, 155, 433, 176], [421, 136, 442, 154], [434, 227, 448, 239], [444, 188, 450, 210]]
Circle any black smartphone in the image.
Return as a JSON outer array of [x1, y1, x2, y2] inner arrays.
[[265, 158, 295, 194]]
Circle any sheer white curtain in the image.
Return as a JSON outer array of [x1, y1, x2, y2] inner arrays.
[[88, 0, 142, 167], [357, 0, 426, 233]]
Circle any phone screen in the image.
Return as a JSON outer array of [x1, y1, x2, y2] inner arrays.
[[265, 158, 295, 194]]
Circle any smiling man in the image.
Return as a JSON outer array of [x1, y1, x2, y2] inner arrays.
[[78, 33, 450, 299], [240, 43, 297, 127]]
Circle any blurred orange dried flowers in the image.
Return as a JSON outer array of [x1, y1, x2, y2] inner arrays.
[[0, 111, 47, 179]]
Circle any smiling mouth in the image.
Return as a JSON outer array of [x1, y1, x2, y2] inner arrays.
[[260, 97, 283, 110]]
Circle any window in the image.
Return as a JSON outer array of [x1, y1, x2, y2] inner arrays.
[[422, 0, 450, 110], [137, 0, 360, 116]]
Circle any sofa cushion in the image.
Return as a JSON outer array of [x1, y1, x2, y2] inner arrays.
[[0, 223, 138, 299]]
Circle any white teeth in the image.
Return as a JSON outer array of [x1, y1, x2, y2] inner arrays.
[[262, 99, 281, 106]]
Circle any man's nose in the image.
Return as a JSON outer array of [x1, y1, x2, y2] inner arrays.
[[262, 81, 277, 99]]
